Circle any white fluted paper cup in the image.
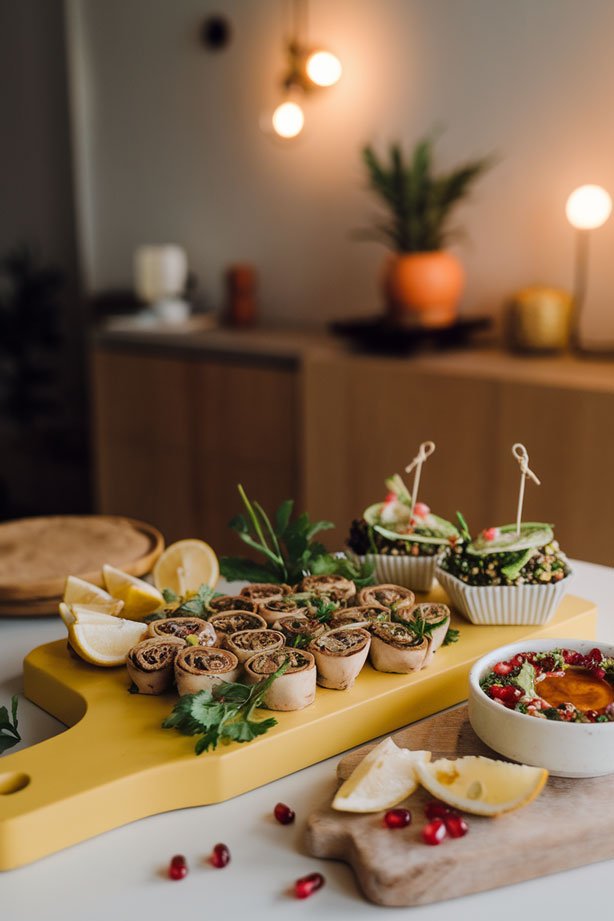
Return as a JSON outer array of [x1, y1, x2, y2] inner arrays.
[[349, 551, 439, 593], [435, 565, 572, 626]]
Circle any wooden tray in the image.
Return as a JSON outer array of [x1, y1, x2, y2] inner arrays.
[[0, 515, 164, 613], [306, 701, 614, 906], [0, 593, 596, 870]]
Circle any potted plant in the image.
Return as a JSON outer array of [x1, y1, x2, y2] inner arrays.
[[360, 136, 493, 326]]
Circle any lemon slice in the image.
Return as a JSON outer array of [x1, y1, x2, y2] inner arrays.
[[59, 603, 126, 627], [332, 737, 431, 813], [68, 620, 148, 667], [63, 575, 114, 605], [102, 564, 164, 619], [152, 539, 219, 595], [415, 756, 548, 816]]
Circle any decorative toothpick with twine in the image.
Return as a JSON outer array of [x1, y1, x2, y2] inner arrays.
[[512, 443, 541, 536], [405, 441, 436, 518]]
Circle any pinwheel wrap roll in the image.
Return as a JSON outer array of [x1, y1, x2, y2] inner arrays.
[[258, 596, 302, 627], [357, 583, 415, 612], [395, 602, 451, 666], [240, 583, 292, 603], [127, 636, 185, 695], [244, 648, 316, 711], [309, 627, 371, 690], [298, 574, 356, 604], [209, 610, 267, 647], [208, 595, 260, 614], [174, 646, 240, 696], [226, 629, 285, 664], [369, 621, 428, 673], [272, 614, 325, 646], [148, 617, 216, 646], [329, 604, 389, 629]]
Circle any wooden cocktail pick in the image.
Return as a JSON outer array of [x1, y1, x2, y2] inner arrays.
[[512, 443, 541, 536], [405, 441, 435, 518]]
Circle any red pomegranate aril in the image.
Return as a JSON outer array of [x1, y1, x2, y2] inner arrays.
[[489, 684, 521, 706], [589, 647, 603, 664], [384, 808, 412, 829], [424, 800, 455, 821], [592, 666, 606, 680], [422, 819, 447, 846], [493, 662, 513, 676], [211, 843, 230, 868], [585, 710, 599, 722], [444, 814, 469, 838], [294, 872, 325, 899], [274, 802, 296, 825], [168, 854, 188, 880]]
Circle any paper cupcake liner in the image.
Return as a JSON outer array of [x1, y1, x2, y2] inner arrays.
[[349, 552, 439, 593], [434, 566, 572, 626]]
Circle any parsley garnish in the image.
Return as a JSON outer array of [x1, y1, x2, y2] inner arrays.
[[146, 584, 220, 622], [0, 696, 21, 754], [442, 627, 460, 646], [162, 661, 289, 753]]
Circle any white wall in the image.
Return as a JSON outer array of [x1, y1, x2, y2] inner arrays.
[[70, 0, 614, 340]]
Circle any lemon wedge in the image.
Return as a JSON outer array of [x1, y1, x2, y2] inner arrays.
[[59, 603, 126, 627], [63, 575, 114, 606], [415, 756, 548, 816], [68, 620, 148, 667], [152, 539, 219, 595], [102, 564, 164, 619], [333, 737, 431, 813]]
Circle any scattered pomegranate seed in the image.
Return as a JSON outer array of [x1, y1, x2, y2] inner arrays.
[[482, 527, 498, 541], [444, 814, 469, 838], [592, 667, 606, 680], [413, 502, 431, 518], [589, 647, 603, 664], [489, 684, 522, 706], [585, 710, 599, 722], [210, 843, 230, 868], [168, 854, 188, 880], [562, 649, 583, 666], [294, 872, 325, 899], [274, 802, 296, 825], [384, 808, 412, 829], [424, 800, 455, 821], [422, 819, 447, 845], [510, 654, 525, 667], [493, 662, 513, 676]]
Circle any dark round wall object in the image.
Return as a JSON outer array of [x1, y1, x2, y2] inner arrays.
[[200, 15, 232, 51]]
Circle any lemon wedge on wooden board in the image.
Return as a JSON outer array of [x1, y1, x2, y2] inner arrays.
[[415, 756, 548, 816], [68, 620, 148, 667], [152, 539, 219, 595], [102, 564, 164, 619], [63, 575, 115, 606], [59, 603, 126, 627], [333, 738, 431, 813]]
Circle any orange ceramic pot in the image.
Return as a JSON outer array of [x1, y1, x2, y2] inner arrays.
[[384, 251, 465, 327]]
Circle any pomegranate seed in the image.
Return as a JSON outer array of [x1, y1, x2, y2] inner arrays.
[[274, 802, 296, 825], [444, 814, 469, 838], [482, 527, 498, 541], [489, 685, 521, 706], [384, 808, 412, 829], [168, 854, 188, 880], [585, 710, 599, 722], [592, 667, 606, 680], [294, 872, 325, 899], [413, 502, 430, 518], [384, 491, 396, 503], [422, 819, 447, 845], [424, 800, 455, 821], [589, 647, 603, 664], [493, 662, 513, 676], [210, 843, 230, 868]]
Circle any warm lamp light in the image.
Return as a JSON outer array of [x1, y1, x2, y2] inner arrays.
[[566, 184, 612, 230], [305, 50, 342, 87], [272, 100, 305, 139]]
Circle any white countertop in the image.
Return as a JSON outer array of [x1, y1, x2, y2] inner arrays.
[[2, 560, 613, 921]]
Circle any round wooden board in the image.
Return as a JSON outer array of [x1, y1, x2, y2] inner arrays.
[[0, 515, 164, 610]]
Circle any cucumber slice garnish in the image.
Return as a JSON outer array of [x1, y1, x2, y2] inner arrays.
[[467, 523, 554, 556]]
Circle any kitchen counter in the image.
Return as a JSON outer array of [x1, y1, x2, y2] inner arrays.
[[2, 560, 614, 921]]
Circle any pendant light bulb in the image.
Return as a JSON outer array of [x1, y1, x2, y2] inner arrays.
[[272, 100, 305, 139], [305, 50, 342, 87]]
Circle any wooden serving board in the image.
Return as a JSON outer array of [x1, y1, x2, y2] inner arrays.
[[0, 515, 163, 615], [0, 593, 596, 870], [306, 704, 614, 907]]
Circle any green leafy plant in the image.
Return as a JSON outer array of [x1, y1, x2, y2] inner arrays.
[[0, 696, 21, 754], [145, 584, 219, 622], [359, 136, 493, 253], [162, 662, 288, 753], [220, 485, 375, 587]]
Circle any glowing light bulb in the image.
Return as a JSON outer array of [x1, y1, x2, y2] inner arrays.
[[305, 50, 342, 87], [271, 100, 305, 139], [566, 185, 612, 230]]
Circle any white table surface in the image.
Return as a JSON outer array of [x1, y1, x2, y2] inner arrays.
[[2, 560, 613, 921]]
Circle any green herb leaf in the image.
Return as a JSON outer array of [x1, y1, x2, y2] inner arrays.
[[0, 696, 21, 754], [275, 499, 294, 537], [456, 511, 472, 542], [442, 627, 460, 646], [501, 548, 536, 581], [220, 557, 283, 584], [162, 588, 179, 603]]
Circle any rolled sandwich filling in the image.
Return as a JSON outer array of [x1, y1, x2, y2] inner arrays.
[[369, 621, 428, 673], [395, 602, 451, 662], [240, 583, 292, 602], [298, 574, 356, 603], [209, 611, 267, 646], [258, 596, 302, 626], [273, 615, 326, 646], [244, 648, 316, 711], [175, 646, 240, 696], [127, 636, 185, 695], [309, 627, 371, 690], [149, 617, 216, 646], [208, 594, 259, 614], [357, 583, 416, 610], [330, 604, 389, 628], [226, 629, 285, 664]]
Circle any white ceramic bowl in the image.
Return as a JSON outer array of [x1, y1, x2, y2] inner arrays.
[[468, 638, 614, 778], [435, 566, 571, 625], [349, 551, 439, 593]]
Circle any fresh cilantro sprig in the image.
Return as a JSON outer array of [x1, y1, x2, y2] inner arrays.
[[162, 661, 289, 753], [0, 696, 21, 754], [294, 594, 339, 622], [146, 584, 220, 622], [220, 485, 375, 587], [442, 627, 460, 646]]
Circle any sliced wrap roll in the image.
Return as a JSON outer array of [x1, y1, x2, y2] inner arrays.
[[257, 596, 302, 626], [369, 621, 428, 673], [239, 583, 292, 603], [208, 594, 260, 614], [127, 636, 185, 695], [272, 614, 326, 647], [244, 648, 316, 711], [309, 627, 371, 690], [357, 583, 415, 612], [148, 617, 216, 646], [329, 604, 389, 629], [226, 628, 285, 664], [209, 610, 267, 647], [174, 645, 240, 696], [298, 574, 356, 604], [394, 602, 451, 666]]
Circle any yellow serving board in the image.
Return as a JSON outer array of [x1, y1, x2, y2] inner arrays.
[[0, 592, 596, 870]]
